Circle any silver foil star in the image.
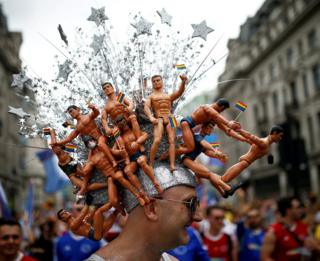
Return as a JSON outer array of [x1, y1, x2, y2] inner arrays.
[[8, 106, 31, 118], [90, 34, 105, 56], [157, 8, 172, 26], [87, 7, 109, 27], [11, 73, 32, 89], [57, 60, 72, 81], [132, 17, 153, 36], [191, 20, 214, 41]]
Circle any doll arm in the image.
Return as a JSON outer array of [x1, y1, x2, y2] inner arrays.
[[170, 74, 187, 101], [70, 205, 89, 230], [54, 130, 79, 145], [88, 104, 100, 119]]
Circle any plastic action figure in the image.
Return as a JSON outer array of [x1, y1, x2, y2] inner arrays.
[[101, 82, 144, 151], [49, 128, 107, 193], [52, 104, 117, 167], [115, 116, 163, 195], [57, 204, 118, 241], [79, 136, 146, 206], [221, 126, 284, 183], [180, 98, 244, 155], [144, 74, 187, 172]]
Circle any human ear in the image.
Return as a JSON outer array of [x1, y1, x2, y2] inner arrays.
[[143, 200, 159, 221]]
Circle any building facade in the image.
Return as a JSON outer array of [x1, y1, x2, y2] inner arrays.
[[217, 0, 320, 199]]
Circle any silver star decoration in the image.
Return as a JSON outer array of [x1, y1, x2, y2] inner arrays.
[[157, 8, 172, 26], [131, 17, 153, 36], [191, 20, 214, 41], [11, 73, 32, 89], [87, 7, 109, 27], [8, 106, 31, 118], [57, 60, 72, 81], [90, 34, 105, 56]]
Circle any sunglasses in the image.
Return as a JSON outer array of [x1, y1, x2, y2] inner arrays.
[[153, 196, 200, 215]]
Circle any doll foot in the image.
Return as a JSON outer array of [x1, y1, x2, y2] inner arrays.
[[222, 182, 244, 198], [139, 190, 150, 204], [137, 196, 145, 206], [154, 182, 163, 194]]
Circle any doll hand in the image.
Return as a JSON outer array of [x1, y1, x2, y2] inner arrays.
[[150, 117, 159, 125], [131, 141, 140, 151], [179, 74, 188, 83], [228, 120, 241, 131], [87, 103, 96, 110]]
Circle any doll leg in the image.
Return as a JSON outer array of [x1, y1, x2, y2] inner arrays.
[[107, 177, 126, 216], [128, 114, 145, 152], [98, 136, 117, 167], [149, 119, 164, 167], [180, 121, 195, 153], [166, 124, 176, 172], [221, 160, 249, 183], [92, 202, 113, 240], [137, 155, 163, 194]]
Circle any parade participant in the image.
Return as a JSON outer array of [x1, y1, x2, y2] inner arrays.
[[0, 218, 38, 261], [144, 74, 187, 172], [79, 136, 146, 206], [49, 128, 108, 193], [261, 196, 315, 261], [52, 104, 117, 167], [115, 116, 162, 195], [221, 126, 284, 183], [203, 205, 238, 261], [57, 205, 118, 241], [179, 98, 243, 154], [86, 163, 201, 261]]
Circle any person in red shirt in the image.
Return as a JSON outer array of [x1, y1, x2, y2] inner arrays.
[[0, 218, 38, 261], [261, 196, 318, 261], [202, 206, 238, 261]]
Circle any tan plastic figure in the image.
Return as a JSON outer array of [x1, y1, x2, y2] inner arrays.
[[57, 205, 118, 241], [115, 117, 163, 195], [79, 137, 146, 206], [52, 104, 117, 167], [179, 99, 244, 155], [144, 74, 187, 172], [221, 126, 284, 183], [49, 128, 107, 193]]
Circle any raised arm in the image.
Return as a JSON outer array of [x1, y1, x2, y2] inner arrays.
[[170, 74, 187, 101], [49, 128, 57, 143], [70, 205, 89, 231], [217, 123, 251, 144], [237, 129, 266, 148], [123, 97, 134, 112], [102, 210, 119, 232], [54, 129, 79, 146], [88, 104, 100, 119]]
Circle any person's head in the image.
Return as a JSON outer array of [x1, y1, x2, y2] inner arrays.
[[66, 105, 81, 119], [57, 209, 72, 223], [114, 115, 127, 130], [0, 219, 22, 259], [82, 135, 97, 149], [101, 82, 114, 96], [151, 75, 163, 90], [200, 122, 215, 136], [269, 125, 284, 143], [206, 205, 225, 232], [214, 98, 230, 113], [122, 163, 201, 250], [277, 196, 302, 221], [246, 208, 262, 229]]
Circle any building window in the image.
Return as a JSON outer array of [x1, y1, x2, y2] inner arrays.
[[0, 119, 2, 137], [307, 28, 317, 50], [262, 100, 268, 122], [269, 63, 276, 80], [307, 116, 314, 151], [286, 47, 293, 66], [290, 81, 298, 107], [297, 39, 303, 56], [312, 64, 320, 92], [302, 73, 309, 98], [253, 105, 259, 125]]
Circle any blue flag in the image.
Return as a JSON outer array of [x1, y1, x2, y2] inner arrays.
[[0, 181, 12, 218], [36, 150, 70, 193]]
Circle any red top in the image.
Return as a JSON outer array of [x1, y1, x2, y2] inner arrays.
[[203, 231, 231, 261], [269, 221, 308, 261]]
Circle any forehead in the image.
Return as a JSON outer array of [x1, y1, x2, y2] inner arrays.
[[163, 185, 196, 200], [0, 225, 21, 236], [209, 208, 224, 217], [103, 83, 113, 88], [152, 76, 162, 81]]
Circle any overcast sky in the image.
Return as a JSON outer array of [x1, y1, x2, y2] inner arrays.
[[1, 0, 265, 93]]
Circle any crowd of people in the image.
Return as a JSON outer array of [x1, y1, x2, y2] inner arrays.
[[1, 190, 320, 261]]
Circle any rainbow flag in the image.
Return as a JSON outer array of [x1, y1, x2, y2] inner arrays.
[[234, 101, 247, 112], [210, 142, 220, 148], [43, 128, 51, 135], [64, 143, 77, 152], [117, 92, 125, 103], [176, 64, 186, 70], [62, 121, 75, 129], [169, 115, 178, 128]]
